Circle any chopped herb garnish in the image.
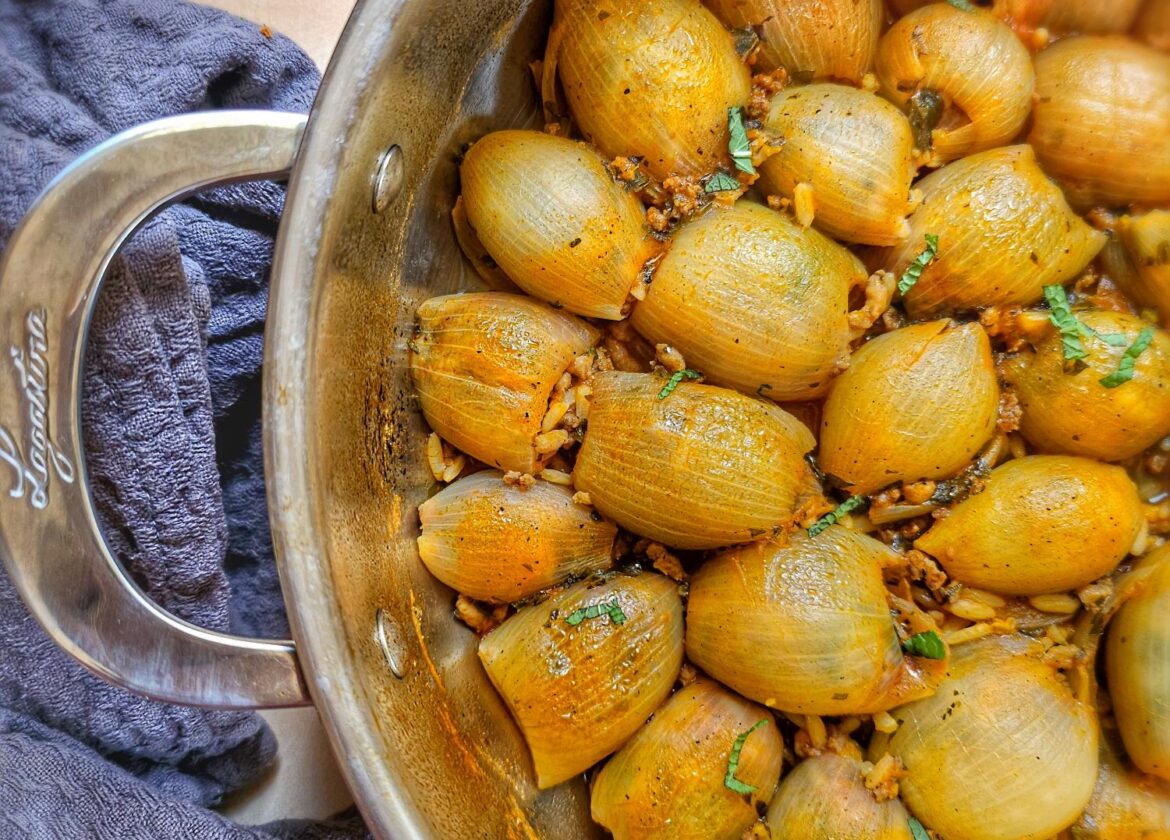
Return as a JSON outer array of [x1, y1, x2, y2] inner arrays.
[[945, 0, 975, 9], [565, 597, 627, 627], [808, 495, 868, 538], [1100, 326, 1155, 388], [658, 368, 702, 399], [907, 90, 944, 152], [897, 233, 939, 296], [705, 171, 741, 193], [724, 719, 768, 795], [1043, 285, 1088, 361], [908, 817, 931, 840], [902, 630, 947, 660], [727, 107, 756, 175]]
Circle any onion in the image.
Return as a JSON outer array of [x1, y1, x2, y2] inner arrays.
[[409, 292, 599, 474], [417, 470, 617, 603], [874, 145, 1106, 318], [1043, 0, 1145, 34], [629, 201, 868, 400], [819, 321, 999, 494], [478, 571, 683, 788], [1116, 210, 1170, 327], [591, 678, 783, 840], [459, 130, 656, 319], [548, 0, 750, 180], [704, 0, 882, 84], [914, 455, 1146, 596], [1137, 0, 1170, 52], [573, 371, 816, 549], [765, 753, 914, 840], [1072, 728, 1170, 838], [757, 84, 917, 246], [888, 636, 1099, 840], [1107, 545, 1170, 782], [1030, 36, 1170, 209], [686, 527, 939, 715], [876, 4, 1034, 165], [1002, 310, 1170, 461]]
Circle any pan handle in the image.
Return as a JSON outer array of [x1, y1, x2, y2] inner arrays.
[[0, 111, 311, 709]]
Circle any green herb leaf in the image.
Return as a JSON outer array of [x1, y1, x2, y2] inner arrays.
[[908, 817, 931, 840], [902, 630, 947, 660], [658, 368, 702, 400], [945, 0, 975, 9], [727, 107, 756, 175], [897, 233, 940, 296], [1081, 323, 1129, 347], [1100, 326, 1155, 388], [724, 719, 768, 795], [565, 597, 627, 627], [705, 171, 741, 193], [1043, 284, 1088, 362], [808, 495, 868, 538], [907, 89, 944, 152]]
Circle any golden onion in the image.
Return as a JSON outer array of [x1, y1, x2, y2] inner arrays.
[[756, 84, 917, 246], [704, 0, 882, 85], [1002, 310, 1170, 461], [409, 292, 599, 474], [886, 0, 1053, 28], [417, 470, 617, 603], [1071, 730, 1170, 839], [629, 201, 868, 400], [1137, 0, 1170, 52], [1030, 36, 1170, 209], [819, 321, 999, 495], [547, 0, 750, 181], [1116, 210, 1170, 326], [460, 130, 656, 319], [1107, 546, 1170, 783], [765, 753, 914, 840], [591, 678, 783, 840], [874, 146, 1106, 318], [889, 636, 1099, 840], [914, 455, 1145, 596], [876, 4, 1034, 164], [686, 527, 938, 715], [478, 571, 683, 788], [572, 372, 816, 549], [1043, 0, 1144, 34]]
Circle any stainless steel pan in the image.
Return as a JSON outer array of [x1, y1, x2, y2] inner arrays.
[[0, 1, 592, 836]]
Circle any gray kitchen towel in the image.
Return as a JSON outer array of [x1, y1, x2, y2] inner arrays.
[[0, 0, 367, 837]]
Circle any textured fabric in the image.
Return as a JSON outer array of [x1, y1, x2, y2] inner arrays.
[[0, 1, 367, 836]]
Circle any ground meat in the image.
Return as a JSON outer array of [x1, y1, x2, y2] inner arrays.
[[454, 595, 508, 636], [997, 390, 1022, 433]]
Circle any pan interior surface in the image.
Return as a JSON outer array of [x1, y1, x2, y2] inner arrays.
[[266, 0, 601, 837]]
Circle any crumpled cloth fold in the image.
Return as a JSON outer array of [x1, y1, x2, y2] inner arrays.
[[0, 1, 366, 837]]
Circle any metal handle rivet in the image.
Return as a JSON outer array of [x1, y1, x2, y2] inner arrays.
[[372, 145, 404, 214], [375, 607, 409, 678]]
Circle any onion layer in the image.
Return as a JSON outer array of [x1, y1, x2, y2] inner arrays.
[[1107, 546, 1170, 783], [1116, 210, 1170, 327], [591, 678, 782, 840], [914, 455, 1145, 596], [629, 201, 867, 400], [686, 527, 931, 715], [819, 321, 999, 494], [1002, 310, 1170, 461], [409, 293, 599, 474], [889, 637, 1099, 840], [550, 0, 750, 180], [478, 571, 683, 788], [573, 372, 816, 549], [765, 753, 914, 840], [704, 0, 882, 84], [460, 130, 655, 319], [874, 145, 1106, 318], [876, 4, 1034, 164], [758, 85, 917, 246], [417, 470, 617, 603], [1030, 36, 1170, 209]]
